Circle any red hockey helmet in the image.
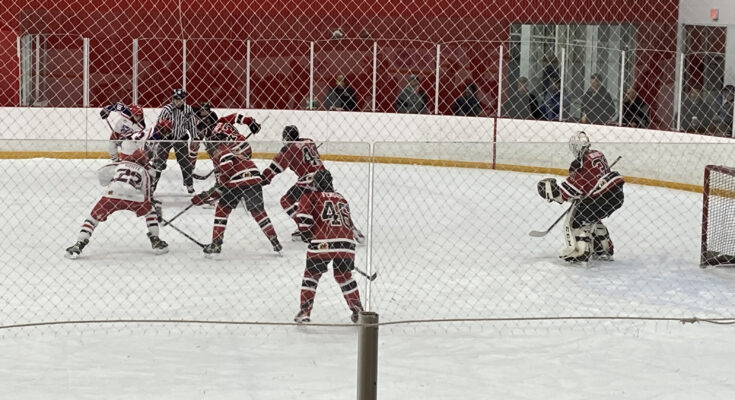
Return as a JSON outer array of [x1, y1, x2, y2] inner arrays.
[[130, 105, 143, 119]]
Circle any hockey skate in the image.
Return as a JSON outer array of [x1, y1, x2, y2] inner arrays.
[[186, 185, 195, 194], [203, 238, 223, 258], [269, 236, 283, 253], [147, 233, 169, 255], [294, 309, 311, 324], [64, 239, 89, 259]]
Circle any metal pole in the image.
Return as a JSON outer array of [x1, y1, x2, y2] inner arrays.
[[35, 35, 40, 104], [676, 52, 684, 131], [372, 42, 377, 112], [16, 36, 21, 105], [356, 312, 379, 400], [497, 45, 503, 117], [309, 42, 314, 109], [132, 39, 138, 104], [559, 47, 565, 121], [434, 44, 440, 115], [83, 38, 89, 107], [246, 40, 251, 109], [618, 50, 626, 126], [182, 39, 187, 91]]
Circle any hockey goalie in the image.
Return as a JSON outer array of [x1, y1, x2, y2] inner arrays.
[[536, 131, 625, 263]]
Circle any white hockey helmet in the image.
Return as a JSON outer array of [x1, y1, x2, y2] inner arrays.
[[569, 131, 591, 158]]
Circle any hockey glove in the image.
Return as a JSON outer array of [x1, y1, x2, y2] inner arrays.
[[248, 120, 261, 134], [191, 187, 221, 206], [100, 108, 110, 119], [537, 178, 563, 204]]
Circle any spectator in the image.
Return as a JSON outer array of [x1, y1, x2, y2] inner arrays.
[[540, 76, 569, 121], [323, 74, 358, 111], [394, 74, 428, 114], [451, 82, 482, 116], [621, 88, 650, 128], [714, 84, 734, 136], [580, 73, 616, 125], [680, 85, 713, 133], [503, 76, 541, 119], [540, 54, 560, 94]]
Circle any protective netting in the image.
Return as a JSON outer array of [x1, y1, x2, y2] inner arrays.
[[0, 1, 732, 136], [701, 165, 735, 266], [2, 2, 735, 335]]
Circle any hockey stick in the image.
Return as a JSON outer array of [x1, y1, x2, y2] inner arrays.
[[162, 203, 195, 227], [529, 155, 622, 237], [161, 219, 206, 248], [355, 267, 378, 281]]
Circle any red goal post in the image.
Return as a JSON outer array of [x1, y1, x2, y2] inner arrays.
[[701, 164, 735, 267]]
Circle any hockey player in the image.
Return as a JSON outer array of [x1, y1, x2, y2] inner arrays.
[[261, 125, 365, 244], [537, 131, 624, 262], [293, 169, 364, 323], [99, 102, 146, 162], [190, 113, 279, 257], [65, 127, 168, 259]]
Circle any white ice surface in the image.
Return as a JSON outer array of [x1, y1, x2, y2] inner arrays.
[[0, 158, 734, 399]]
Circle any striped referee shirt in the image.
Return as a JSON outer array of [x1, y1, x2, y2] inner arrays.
[[157, 103, 196, 140]]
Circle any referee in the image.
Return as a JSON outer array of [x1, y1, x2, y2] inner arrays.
[[150, 88, 197, 195]]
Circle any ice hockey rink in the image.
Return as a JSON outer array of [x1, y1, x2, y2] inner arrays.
[[1, 156, 734, 399]]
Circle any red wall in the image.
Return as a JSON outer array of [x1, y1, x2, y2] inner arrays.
[[1, 1, 680, 109]]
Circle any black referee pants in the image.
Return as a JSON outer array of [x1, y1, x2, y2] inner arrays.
[[151, 140, 194, 190]]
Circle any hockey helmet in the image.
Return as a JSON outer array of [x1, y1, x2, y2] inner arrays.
[[282, 125, 299, 142], [313, 169, 334, 192], [569, 131, 590, 158], [119, 139, 148, 165], [129, 105, 144, 120], [172, 88, 187, 100]]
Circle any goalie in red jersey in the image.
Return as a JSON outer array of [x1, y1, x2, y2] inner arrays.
[[293, 169, 364, 324], [261, 125, 365, 244], [190, 113, 281, 257], [64, 125, 169, 259], [537, 131, 624, 262]]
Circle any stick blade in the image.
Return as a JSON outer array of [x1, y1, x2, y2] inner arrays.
[[528, 230, 549, 237]]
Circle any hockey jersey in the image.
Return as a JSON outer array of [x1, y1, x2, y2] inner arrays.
[[97, 161, 151, 203], [262, 138, 324, 186], [560, 149, 624, 200], [296, 190, 357, 260], [212, 143, 262, 188]]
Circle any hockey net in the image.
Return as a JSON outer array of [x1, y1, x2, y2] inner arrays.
[[701, 164, 735, 266]]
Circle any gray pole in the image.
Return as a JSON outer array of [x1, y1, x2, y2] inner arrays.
[[357, 312, 379, 400]]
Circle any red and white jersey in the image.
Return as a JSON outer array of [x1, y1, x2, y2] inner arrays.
[[211, 143, 262, 188], [97, 161, 151, 203], [296, 190, 356, 260], [560, 149, 624, 200], [262, 139, 325, 186], [108, 115, 146, 158], [210, 114, 254, 159]]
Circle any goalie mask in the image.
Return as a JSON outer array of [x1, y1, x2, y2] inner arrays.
[[569, 131, 591, 158]]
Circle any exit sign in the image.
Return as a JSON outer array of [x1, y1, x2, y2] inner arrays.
[[711, 8, 719, 21]]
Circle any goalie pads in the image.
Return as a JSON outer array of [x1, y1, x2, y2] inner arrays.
[[537, 178, 563, 204], [560, 202, 591, 262]]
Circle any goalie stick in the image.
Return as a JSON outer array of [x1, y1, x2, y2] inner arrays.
[[529, 155, 622, 237]]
